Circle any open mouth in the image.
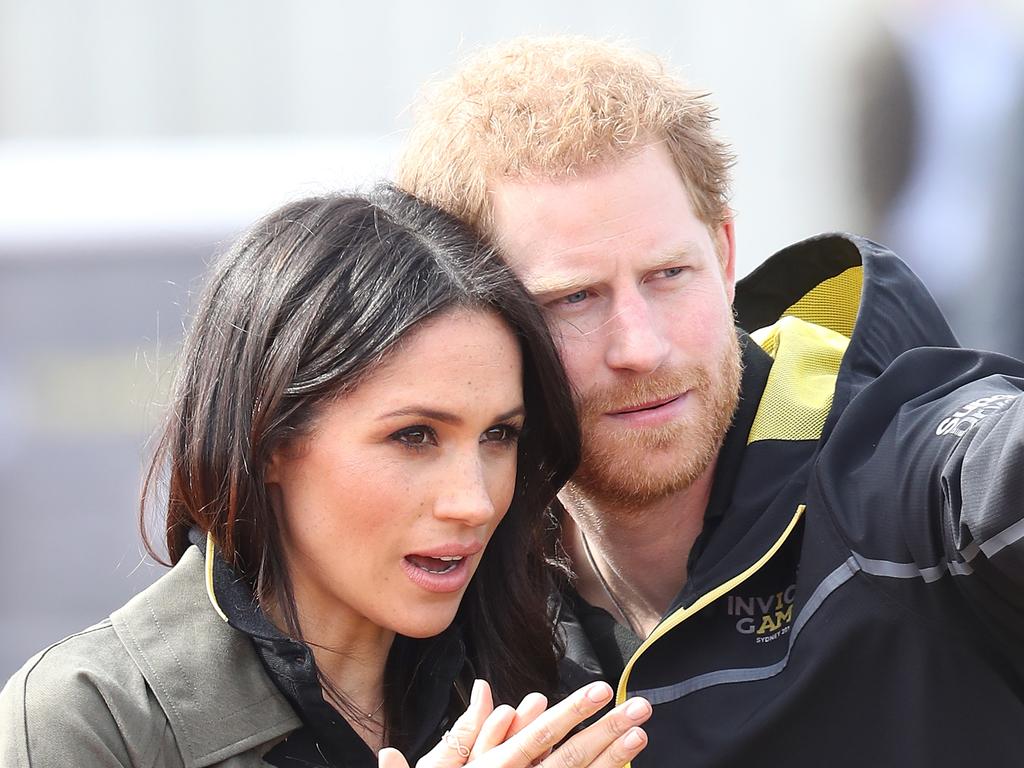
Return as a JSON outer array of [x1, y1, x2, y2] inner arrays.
[[405, 554, 464, 574]]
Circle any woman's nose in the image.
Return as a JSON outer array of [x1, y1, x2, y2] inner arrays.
[[432, 455, 498, 527]]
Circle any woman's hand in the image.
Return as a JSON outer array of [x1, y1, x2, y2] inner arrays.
[[378, 680, 650, 768]]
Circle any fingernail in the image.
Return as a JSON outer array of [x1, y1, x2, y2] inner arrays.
[[626, 698, 649, 720], [586, 682, 612, 703], [470, 679, 483, 706], [623, 728, 645, 749], [518, 692, 547, 712]]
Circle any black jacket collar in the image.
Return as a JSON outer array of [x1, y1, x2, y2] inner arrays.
[[189, 529, 465, 765]]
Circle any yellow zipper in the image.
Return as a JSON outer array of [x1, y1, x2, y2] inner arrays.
[[617, 504, 806, 706]]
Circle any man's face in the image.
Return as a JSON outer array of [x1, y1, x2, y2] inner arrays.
[[491, 143, 742, 507]]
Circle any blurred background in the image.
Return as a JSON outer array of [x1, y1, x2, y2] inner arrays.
[[3, 0, 1024, 679]]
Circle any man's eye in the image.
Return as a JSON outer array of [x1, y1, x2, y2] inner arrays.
[[562, 290, 588, 305], [481, 424, 521, 444], [649, 266, 689, 281], [391, 426, 437, 447]]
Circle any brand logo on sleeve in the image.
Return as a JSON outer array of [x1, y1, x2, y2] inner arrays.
[[935, 394, 1017, 437]]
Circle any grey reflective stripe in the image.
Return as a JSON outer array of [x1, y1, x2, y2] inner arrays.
[[851, 513, 1024, 583], [980, 516, 1024, 559], [625, 514, 1024, 706], [851, 552, 954, 582], [627, 558, 859, 705], [960, 540, 981, 561], [948, 560, 975, 576], [789, 557, 858, 637]]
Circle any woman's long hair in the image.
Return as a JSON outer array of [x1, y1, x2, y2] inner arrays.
[[141, 184, 580, 749]]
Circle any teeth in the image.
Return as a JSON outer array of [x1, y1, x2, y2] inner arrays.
[[418, 561, 458, 574], [406, 554, 465, 575]]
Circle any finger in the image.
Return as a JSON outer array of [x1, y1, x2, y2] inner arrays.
[[494, 681, 614, 766], [586, 726, 648, 768], [378, 747, 411, 768], [469, 704, 516, 759], [542, 696, 652, 768], [417, 679, 493, 768], [506, 692, 548, 739]]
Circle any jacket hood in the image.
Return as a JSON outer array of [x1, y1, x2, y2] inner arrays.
[[675, 233, 957, 599], [735, 232, 957, 437]]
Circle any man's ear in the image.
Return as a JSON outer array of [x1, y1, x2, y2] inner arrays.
[[716, 217, 737, 304]]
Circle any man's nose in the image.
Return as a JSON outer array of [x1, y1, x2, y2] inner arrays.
[[604, 291, 670, 374], [432, 453, 498, 527]]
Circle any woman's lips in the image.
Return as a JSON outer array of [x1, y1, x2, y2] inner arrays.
[[406, 554, 462, 574], [401, 555, 473, 593], [402, 543, 482, 593]]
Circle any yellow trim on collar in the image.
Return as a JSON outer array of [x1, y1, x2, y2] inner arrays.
[[615, 504, 807, 716], [205, 531, 230, 623]]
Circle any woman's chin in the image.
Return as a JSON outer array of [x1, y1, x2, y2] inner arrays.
[[386, 602, 461, 640]]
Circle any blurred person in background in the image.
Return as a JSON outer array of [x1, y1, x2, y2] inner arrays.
[[0, 186, 653, 768], [856, 0, 1024, 350], [990, 94, 1024, 360], [399, 35, 1024, 767]]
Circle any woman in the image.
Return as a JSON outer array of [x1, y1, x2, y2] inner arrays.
[[0, 186, 650, 767]]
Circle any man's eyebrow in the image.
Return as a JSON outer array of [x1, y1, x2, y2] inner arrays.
[[525, 274, 599, 297], [648, 243, 701, 268], [378, 405, 526, 424], [524, 244, 702, 297]]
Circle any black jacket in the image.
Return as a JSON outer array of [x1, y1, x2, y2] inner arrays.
[[558, 234, 1024, 767]]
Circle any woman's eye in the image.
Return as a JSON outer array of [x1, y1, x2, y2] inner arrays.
[[391, 426, 437, 447], [481, 424, 521, 444]]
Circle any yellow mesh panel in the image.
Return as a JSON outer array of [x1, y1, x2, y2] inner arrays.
[[781, 266, 862, 338], [748, 316, 849, 444]]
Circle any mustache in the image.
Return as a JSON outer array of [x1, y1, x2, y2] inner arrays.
[[578, 368, 710, 419]]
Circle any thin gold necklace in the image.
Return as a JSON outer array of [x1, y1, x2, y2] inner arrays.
[[358, 698, 385, 720], [579, 529, 641, 636], [323, 686, 385, 722]]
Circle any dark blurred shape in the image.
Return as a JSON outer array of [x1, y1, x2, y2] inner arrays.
[[990, 95, 1024, 361], [856, 0, 1024, 353]]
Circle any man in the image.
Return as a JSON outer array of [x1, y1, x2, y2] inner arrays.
[[397, 37, 1024, 766]]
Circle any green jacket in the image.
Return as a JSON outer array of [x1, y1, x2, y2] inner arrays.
[[0, 546, 301, 767]]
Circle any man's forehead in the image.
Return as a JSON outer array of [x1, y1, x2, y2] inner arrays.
[[487, 142, 715, 293]]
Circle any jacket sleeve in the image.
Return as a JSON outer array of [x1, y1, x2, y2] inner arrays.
[[939, 376, 1024, 639], [0, 626, 181, 768], [819, 346, 1024, 643]]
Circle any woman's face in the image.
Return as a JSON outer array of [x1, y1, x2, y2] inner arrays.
[[266, 308, 524, 642]]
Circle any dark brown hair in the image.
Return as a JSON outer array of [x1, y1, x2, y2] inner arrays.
[[141, 184, 580, 748]]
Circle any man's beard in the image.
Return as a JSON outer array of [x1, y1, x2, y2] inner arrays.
[[568, 328, 743, 508]]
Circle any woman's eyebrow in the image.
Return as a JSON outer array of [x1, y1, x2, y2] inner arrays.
[[379, 406, 462, 424], [378, 404, 526, 424], [495, 405, 526, 422]]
